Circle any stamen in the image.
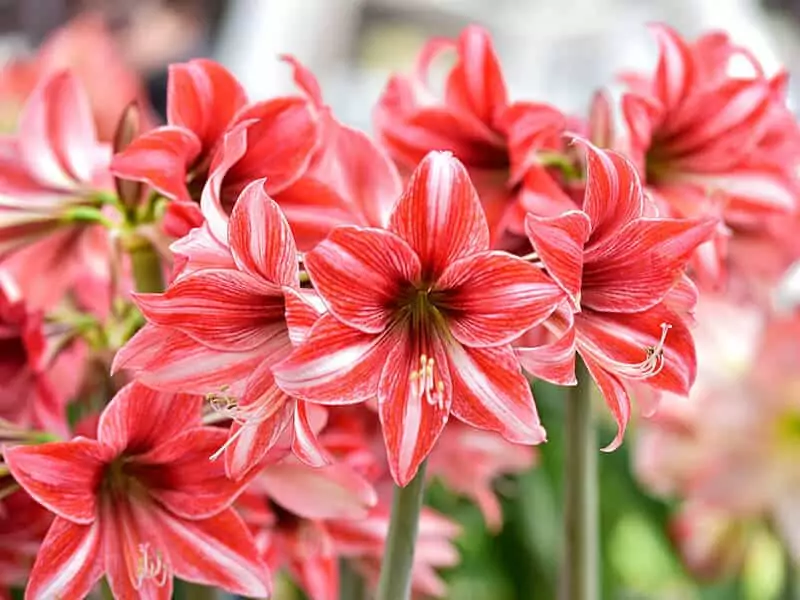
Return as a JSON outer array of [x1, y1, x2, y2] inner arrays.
[[409, 354, 446, 410], [599, 322, 672, 380], [134, 543, 169, 589], [206, 388, 279, 462]]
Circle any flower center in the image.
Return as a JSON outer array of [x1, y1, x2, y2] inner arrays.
[[409, 354, 446, 410], [134, 542, 169, 589], [602, 322, 672, 380]]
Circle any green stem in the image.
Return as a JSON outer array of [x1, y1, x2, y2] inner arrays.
[[376, 460, 428, 600], [783, 544, 798, 600], [126, 235, 164, 293], [562, 357, 598, 600], [339, 559, 366, 600], [178, 581, 219, 600]]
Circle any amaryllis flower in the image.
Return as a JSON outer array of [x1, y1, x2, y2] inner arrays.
[[112, 58, 320, 237], [261, 57, 402, 250], [201, 57, 401, 251], [374, 25, 572, 243], [598, 24, 800, 286], [0, 489, 52, 593], [3, 382, 270, 599], [518, 141, 716, 449], [114, 180, 326, 479], [428, 422, 536, 531], [0, 70, 114, 309], [274, 151, 566, 485]]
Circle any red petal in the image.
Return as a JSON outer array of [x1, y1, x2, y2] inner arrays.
[[170, 222, 235, 278], [224, 361, 295, 480], [281, 55, 324, 106], [283, 287, 324, 346], [501, 101, 566, 183], [579, 141, 645, 245], [582, 217, 717, 312], [97, 382, 202, 456], [389, 151, 490, 279], [158, 507, 271, 597], [26, 518, 102, 600], [447, 343, 546, 444], [110, 126, 201, 202], [135, 269, 288, 351], [436, 251, 565, 346], [575, 304, 697, 397], [227, 98, 320, 195], [516, 325, 577, 386], [291, 402, 330, 467], [113, 325, 265, 397], [167, 59, 247, 150], [103, 497, 173, 600], [579, 351, 631, 451], [273, 314, 391, 405], [18, 71, 98, 188], [261, 462, 377, 520], [137, 427, 252, 518], [305, 226, 420, 334], [305, 117, 401, 229], [525, 210, 590, 308], [649, 23, 696, 112], [445, 25, 508, 127], [378, 328, 452, 486], [4, 439, 106, 524]]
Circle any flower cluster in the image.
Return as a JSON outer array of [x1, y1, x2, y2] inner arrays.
[[0, 15, 797, 600]]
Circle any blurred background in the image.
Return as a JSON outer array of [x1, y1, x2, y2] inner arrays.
[[1, 1, 799, 599]]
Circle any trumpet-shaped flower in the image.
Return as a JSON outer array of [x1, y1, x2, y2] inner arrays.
[[603, 25, 800, 286], [114, 180, 327, 479], [274, 151, 566, 485], [3, 382, 270, 600], [374, 25, 572, 243], [518, 141, 716, 449]]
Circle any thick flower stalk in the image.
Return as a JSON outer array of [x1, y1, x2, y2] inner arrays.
[[3, 382, 270, 599]]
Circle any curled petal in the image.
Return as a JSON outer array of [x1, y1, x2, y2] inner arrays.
[[582, 217, 717, 312], [524, 210, 591, 309], [167, 59, 247, 150], [110, 126, 201, 202], [516, 324, 577, 386], [579, 140, 644, 244], [580, 351, 631, 451], [134, 269, 286, 352], [228, 180, 299, 286], [649, 23, 696, 112]]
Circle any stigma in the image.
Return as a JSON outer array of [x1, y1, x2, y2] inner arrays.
[[410, 354, 446, 410], [605, 322, 672, 380], [134, 543, 169, 589]]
